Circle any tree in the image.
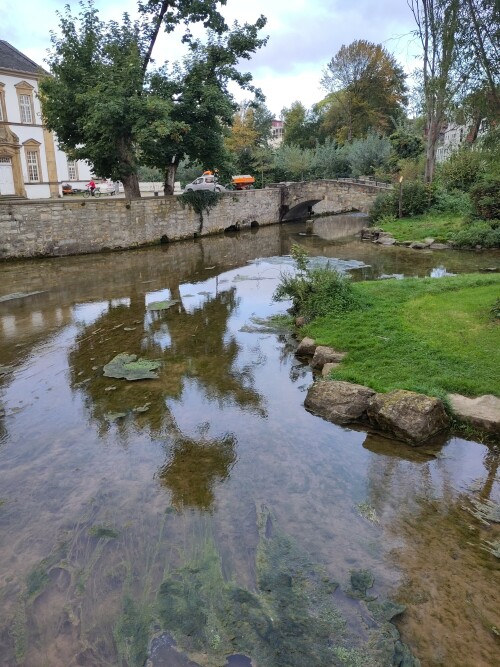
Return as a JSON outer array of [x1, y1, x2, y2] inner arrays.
[[272, 144, 314, 181], [224, 100, 274, 178], [40, 1, 267, 197], [281, 101, 320, 148], [140, 20, 267, 194], [458, 0, 499, 109], [320, 40, 407, 141], [408, 0, 461, 183]]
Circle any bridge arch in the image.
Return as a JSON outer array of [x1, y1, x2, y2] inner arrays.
[[269, 179, 391, 222], [281, 199, 322, 221]]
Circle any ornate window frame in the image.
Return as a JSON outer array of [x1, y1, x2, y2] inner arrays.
[[22, 138, 42, 182], [15, 81, 36, 124]]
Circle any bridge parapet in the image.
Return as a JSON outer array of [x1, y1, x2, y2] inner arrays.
[[266, 179, 392, 220]]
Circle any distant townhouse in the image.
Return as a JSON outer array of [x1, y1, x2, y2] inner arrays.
[[270, 119, 284, 147], [435, 119, 489, 162], [0, 40, 92, 199]]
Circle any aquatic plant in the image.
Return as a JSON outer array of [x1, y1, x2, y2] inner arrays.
[[464, 497, 500, 526], [356, 502, 380, 524], [114, 594, 152, 667], [88, 525, 119, 539], [103, 353, 162, 380], [147, 300, 179, 311], [273, 244, 358, 320]]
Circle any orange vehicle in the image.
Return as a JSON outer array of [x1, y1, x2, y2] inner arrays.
[[231, 174, 255, 190]]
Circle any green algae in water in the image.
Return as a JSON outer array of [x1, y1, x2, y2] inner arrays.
[[147, 300, 179, 311], [103, 353, 162, 380], [25, 542, 68, 599], [156, 506, 359, 667], [348, 569, 375, 599], [114, 594, 152, 667], [88, 525, 119, 539], [356, 502, 380, 524]]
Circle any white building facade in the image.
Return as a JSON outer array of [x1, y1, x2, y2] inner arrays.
[[0, 41, 92, 199], [435, 120, 488, 162]]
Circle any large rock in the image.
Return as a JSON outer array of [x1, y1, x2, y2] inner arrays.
[[448, 394, 500, 434], [304, 380, 375, 424], [311, 345, 346, 369], [367, 390, 449, 445], [295, 337, 316, 356]]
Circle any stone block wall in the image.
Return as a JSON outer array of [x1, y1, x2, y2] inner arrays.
[[0, 189, 282, 259]]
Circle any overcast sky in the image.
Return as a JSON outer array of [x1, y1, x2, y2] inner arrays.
[[1, 0, 420, 117]]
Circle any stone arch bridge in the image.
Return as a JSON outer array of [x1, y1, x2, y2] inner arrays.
[[267, 179, 392, 221]]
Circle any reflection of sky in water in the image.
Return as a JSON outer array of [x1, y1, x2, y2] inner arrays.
[[145, 288, 171, 305], [255, 254, 370, 273], [72, 300, 110, 325], [72, 298, 132, 326], [151, 323, 172, 351]]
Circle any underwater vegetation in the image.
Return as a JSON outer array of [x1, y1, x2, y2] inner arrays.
[[154, 505, 420, 667]]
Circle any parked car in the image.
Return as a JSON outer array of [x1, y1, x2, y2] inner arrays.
[[184, 175, 226, 192], [97, 180, 117, 195]]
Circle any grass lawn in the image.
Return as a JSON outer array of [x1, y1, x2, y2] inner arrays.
[[378, 212, 464, 243], [305, 273, 500, 398]]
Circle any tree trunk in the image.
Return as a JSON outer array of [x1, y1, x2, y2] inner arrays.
[[121, 172, 141, 198], [163, 159, 179, 196], [424, 115, 439, 183]]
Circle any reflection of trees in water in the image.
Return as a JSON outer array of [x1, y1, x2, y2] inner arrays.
[[68, 283, 264, 438], [361, 434, 500, 667], [159, 432, 237, 510]]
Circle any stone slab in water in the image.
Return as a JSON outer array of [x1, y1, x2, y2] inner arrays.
[[448, 393, 500, 434]]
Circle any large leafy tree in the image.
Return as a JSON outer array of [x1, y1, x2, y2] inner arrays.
[[139, 22, 267, 193], [281, 101, 321, 148], [408, 1, 461, 183], [320, 40, 407, 142], [224, 100, 274, 177], [40, 0, 267, 197]]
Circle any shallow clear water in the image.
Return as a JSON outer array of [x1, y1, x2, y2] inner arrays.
[[0, 216, 499, 667]]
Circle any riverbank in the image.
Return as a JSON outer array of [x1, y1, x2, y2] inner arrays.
[[376, 211, 500, 249], [303, 273, 500, 399]]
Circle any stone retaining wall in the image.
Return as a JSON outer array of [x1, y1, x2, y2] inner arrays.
[[0, 189, 281, 259], [0, 180, 386, 260]]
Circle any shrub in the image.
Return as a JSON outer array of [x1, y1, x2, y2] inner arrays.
[[430, 189, 472, 215], [370, 192, 396, 222], [469, 177, 500, 220], [273, 244, 358, 320], [370, 180, 433, 222], [436, 148, 487, 191], [345, 130, 392, 177], [450, 221, 500, 248]]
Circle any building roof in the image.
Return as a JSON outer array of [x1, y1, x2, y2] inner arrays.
[[0, 40, 44, 75]]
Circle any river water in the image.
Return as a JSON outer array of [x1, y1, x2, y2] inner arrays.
[[0, 214, 499, 667]]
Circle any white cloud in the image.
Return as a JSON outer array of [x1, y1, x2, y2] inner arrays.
[[2, 0, 420, 116]]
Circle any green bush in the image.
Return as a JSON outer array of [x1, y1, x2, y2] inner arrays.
[[273, 244, 358, 320], [370, 181, 433, 222], [436, 148, 487, 191], [430, 189, 472, 215], [470, 177, 500, 220], [450, 221, 500, 248]]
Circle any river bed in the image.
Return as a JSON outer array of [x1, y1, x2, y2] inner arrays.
[[0, 215, 499, 667]]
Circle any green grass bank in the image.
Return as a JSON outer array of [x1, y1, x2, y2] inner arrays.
[[304, 273, 500, 398], [376, 211, 500, 248]]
